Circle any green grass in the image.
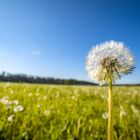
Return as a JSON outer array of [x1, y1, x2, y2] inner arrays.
[[0, 83, 140, 140]]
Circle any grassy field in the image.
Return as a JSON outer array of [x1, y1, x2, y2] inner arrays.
[[0, 83, 140, 140]]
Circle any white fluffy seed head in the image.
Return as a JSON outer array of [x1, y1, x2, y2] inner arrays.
[[7, 114, 15, 122], [86, 40, 135, 85], [14, 105, 24, 113]]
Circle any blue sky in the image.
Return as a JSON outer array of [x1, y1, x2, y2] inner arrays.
[[0, 0, 140, 83]]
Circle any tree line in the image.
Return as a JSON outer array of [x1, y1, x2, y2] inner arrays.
[[0, 71, 97, 85]]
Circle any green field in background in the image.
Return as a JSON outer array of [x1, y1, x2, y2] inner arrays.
[[0, 83, 140, 140]]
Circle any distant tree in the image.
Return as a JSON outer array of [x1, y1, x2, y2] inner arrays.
[[0, 71, 96, 85]]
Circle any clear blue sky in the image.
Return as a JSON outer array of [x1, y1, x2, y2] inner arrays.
[[0, 0, 140, 83]]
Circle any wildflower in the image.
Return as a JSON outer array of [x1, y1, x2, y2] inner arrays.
[[86, 40, 135, 85], [14, 105, 24, 113], [7, 114, 15, 122]]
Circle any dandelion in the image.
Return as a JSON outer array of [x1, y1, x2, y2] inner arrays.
[[86, 41, 135, 85], [86, 40, 135, 140], [7, 114, 15, 122], [0, 96, 11, 105], [14, 105, 24, 113]]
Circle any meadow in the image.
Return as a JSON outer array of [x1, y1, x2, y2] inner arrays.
[[0, 83, 140, 140]]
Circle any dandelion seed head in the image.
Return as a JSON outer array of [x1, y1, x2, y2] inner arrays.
[[86, 40, 135, 85], [7, 114, 15, 122], [0, 96, 11, 105], [14, 105, 24, 113]]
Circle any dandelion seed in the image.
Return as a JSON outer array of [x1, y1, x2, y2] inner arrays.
[[7, 114, 15, 122], [14, 105, 24, 113]]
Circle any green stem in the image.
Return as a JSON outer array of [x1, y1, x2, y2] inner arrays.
[[108, 78, 113, 140]]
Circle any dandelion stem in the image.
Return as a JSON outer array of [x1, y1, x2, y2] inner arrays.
[[108, 77, 113, 140]]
